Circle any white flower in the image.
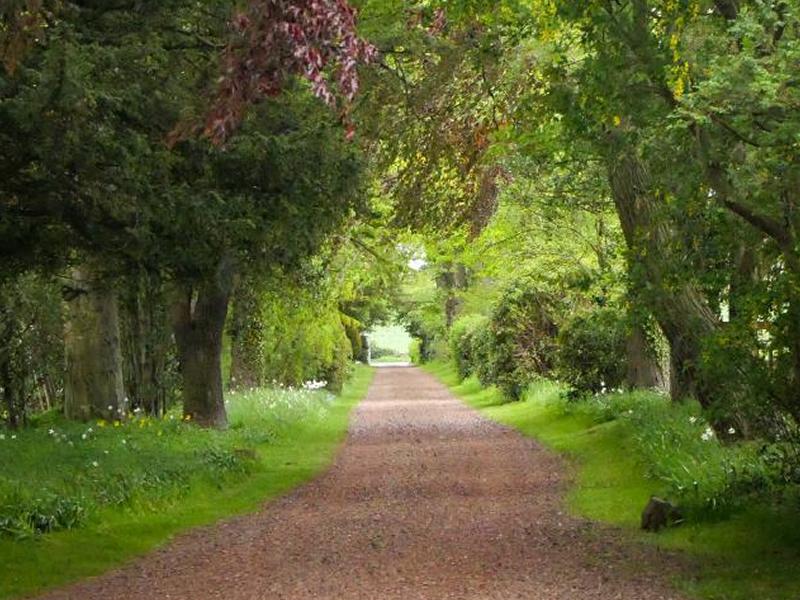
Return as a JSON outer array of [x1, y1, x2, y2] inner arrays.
[[0, 434, 5, 440], [104, 450, 109, 455], [91, 461, 99, 468], [701, 427, 714, 441], [49, 428, 56, 435], [10, 434, 16, 440], [689, 416, 697, 424], [727, 427, 736, 435], [107, 405, 113, 411], [121, 439, 127, 445], [88, 427, 93, 433], [81, 433, 87, 440]]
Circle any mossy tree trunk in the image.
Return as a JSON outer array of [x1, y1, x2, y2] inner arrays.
[[63, 266, 127, 421], [608, 148, 719, 407], [625, 323, 665, 391], [171, 257, 234, 428]]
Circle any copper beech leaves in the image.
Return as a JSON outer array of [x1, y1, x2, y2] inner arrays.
[[205, 0, 378, 144], [0, 0, 56, 75]]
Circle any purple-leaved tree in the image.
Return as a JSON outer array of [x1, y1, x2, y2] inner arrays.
[[206, 0, 378, 143]]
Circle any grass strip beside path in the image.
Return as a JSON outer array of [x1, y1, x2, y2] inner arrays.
[[0, 365, 374, 600], [424, 361, 800, 600]]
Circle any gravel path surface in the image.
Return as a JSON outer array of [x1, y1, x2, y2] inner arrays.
[[38, 367, 687, 599]]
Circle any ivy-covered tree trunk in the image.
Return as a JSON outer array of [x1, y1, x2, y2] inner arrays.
[[625, 323, 665, 391], [171, 258, 234, 428], [608, 149, 719, 407], [63, 266, 127, 421]]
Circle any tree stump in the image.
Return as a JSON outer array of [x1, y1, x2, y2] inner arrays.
[[641, 496, 683, 532]]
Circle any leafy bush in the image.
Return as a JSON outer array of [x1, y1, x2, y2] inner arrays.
[[449, 314, 490, 380], [409, 339, 423, 364], [369, 345, 399, 360], [0, 492, 88, 539], [557, 308, 627, 397], [469, 325, 496, 387], [482, 280, 559, 400]]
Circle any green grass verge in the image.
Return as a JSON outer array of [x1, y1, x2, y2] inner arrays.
[[0, 365, 374, 599], [424, 360, 800, 600]]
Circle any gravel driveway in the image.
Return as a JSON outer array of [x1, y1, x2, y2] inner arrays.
[[37, 367, 686, 599]]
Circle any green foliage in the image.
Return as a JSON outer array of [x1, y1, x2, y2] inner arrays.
[[484, 278, 560, 400], [0, 273, 64, 426], [409, 339, 423, 364], [568, 391, 778, 517], [449, 314, 489, 380], [230, 272, 353, 393], [556, 308, 627, 397]]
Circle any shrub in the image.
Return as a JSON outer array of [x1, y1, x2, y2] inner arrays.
[[471, 324, 496, 388], [409, 339, 422, 364], [557, 308, 627, 397], [484, 281, 559, 400], [0, 491, 88, 539], [449, 314, 489, 380], [369, 345, 398, 360]]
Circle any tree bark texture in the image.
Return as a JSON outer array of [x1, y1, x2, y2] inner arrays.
[[608, 149, 719, 407], [171, 257, 234, 428], [625, 323, 666, 391], [63, 265, 126, 421]]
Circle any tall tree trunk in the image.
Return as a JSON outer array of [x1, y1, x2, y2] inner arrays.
[[625, 323, 665, 390], [63, 266, 126, 421], [729, 242, 756, 323], [123, 268, 171, 416], [608, 148, 719, 407], [171, 257, 234, 428]]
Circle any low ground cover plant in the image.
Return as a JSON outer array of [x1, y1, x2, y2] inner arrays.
[[562, 387, 795, 518], [0, 384, 339, 540]]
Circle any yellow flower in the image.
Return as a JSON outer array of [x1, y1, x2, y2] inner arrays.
[[97, 419, 107, 428], [113, 421, 121, 428]]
